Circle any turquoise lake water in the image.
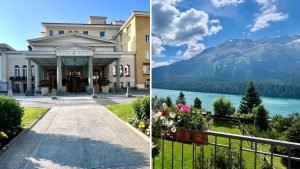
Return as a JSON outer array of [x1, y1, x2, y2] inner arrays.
[[152, 88, 300, 117]]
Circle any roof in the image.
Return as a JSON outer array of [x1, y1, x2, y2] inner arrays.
[[42, 22, 121, 27], [27, 32, 116, 44], [0, 43, 16, 51], [113, 11, 150, 39]]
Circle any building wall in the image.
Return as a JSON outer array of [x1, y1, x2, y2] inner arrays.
[[135, 16, 150, 88], [44, 26, 119, 40]]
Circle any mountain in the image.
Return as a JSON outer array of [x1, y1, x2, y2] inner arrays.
[[153, 35, 300, 98]]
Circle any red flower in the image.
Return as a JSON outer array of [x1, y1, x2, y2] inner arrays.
[[162, 110, 168, 116]]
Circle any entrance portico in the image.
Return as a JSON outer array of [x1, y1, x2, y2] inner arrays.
[[24, 33, 133, 95]]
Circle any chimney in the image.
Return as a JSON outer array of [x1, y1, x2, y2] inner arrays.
[[89, 16, 107, 24], [112, 20, 125, 26]]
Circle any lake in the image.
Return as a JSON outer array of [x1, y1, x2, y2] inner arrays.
[[152, 88, 300, 117]]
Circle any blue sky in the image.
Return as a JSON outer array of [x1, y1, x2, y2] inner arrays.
[[152, 0, 300, 67], [0, 0, 149, 50]]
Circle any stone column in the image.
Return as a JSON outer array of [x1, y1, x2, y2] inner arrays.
[[88, 56, 93, 88], [115, 59, 120, 91], [34, 65, 40, 92], [26, 58, 33, 96], [57, 56, 62, 89], [104, 65, 109, 79], [2, 51, 7, 82]]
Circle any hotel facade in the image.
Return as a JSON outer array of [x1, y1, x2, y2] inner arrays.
[[0, 11, 150, 95]]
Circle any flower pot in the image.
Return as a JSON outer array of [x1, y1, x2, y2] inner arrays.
[[93, 84, 99, 93], [176, 128, 191, 142], [102, 85, 109, 93], [41, 87, 49, 96], [193, 131, 208, 145]]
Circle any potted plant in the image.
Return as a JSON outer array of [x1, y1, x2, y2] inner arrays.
[[188, 111, 209, 145], [38, 80, 51, 96], [99, 78, 111, 93]]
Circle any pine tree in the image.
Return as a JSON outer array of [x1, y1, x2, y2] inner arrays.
[[238, 81, 262, 114], [176, 91, 186, 105], [194, 97, 202, 109], [254, 105, 269, 130], [166, 96, 173, 107]]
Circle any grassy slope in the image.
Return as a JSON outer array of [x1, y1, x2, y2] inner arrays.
[[22, 107, 48, 128], [154, 121, 286, 169], [105, 104, 135, 122]]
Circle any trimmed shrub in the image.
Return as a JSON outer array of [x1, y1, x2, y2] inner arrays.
[[132, 96, 150, 120], [212, 97, 235, 117], [0, 96, 24, 136]]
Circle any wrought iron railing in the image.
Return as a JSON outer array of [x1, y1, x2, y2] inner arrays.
[[152, 130, 300, 169]]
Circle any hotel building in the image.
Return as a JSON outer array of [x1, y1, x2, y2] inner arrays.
[[0, 11, 150, 95]]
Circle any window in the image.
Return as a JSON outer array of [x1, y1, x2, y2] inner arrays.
[[22, 65, 27, 77], [74, 30, 78, 33], [145, 79, 150, 88], [49, 30, 53, 36], [145, 51, 150, 59], [120, 33, 122, 41], [124, 65, 130, 76], [113, 65, 116, 76], [143, 64, 150, 74], [127, 24, 131, 34], [14, 65, 20, 77], [100, 31, 105, 37], [83, 31, 88, 35], [146, 34, 150, 43], [120, 65, 123, 76], [127, 82, 130, 87], [59, 30, 64, 35], [68, 30, 73, 33], [31, 65, 35, 77]]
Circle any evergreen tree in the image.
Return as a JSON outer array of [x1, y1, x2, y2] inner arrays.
[[166, 96, 173, 107], [254, 105, 269, 130], [176, 91, 186, 105], [239, 81, 262, 114], [194, 97, 202, 109]]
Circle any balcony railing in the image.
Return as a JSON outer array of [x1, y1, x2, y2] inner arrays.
[[153, 130, 300, 169]]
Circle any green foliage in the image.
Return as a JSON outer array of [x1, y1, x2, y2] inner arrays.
[[152, 138, 161, 158], [132, 96, 150, 120], [239, 81, 262, 114], [212, 97, 235, 117], [166, 96, 173, 107], [186, 111, 207, 130], [233, 112, 254, 124], [38, 80, 51, 87], [152, 96, 166, 110], [196, 147, 245, 169], [176, 91, 186, 105], [272, 113, 299, 133], [254, 105, 269, 130], [286, 118, 300, 159], [194, 97, 202, 109], [0, 96, 24, 136]]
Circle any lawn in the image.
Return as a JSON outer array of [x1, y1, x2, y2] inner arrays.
[[22, 107, 48, 128], [153, 121, 286, 169], [105, 104, 135, 122]]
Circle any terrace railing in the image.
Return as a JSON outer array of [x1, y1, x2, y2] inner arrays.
[[153, 130, 300, 169]]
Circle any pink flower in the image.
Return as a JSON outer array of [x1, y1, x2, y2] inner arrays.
[[181, 106, 190, 113], [176, 103, 183, 109]]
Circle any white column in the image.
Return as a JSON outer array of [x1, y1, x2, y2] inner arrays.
[[26, 59, 32, 95], [88, 56, 93, 88], [57, 56, 62, 89], [116, 59, 120, 91], [34, 65, 40, 92], [2, 52, 7, 82]]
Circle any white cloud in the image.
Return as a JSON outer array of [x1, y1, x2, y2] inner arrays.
[[152, 36, 165, 56], [211, 0, 244, 8], [250, 0, 288, 32], [183, 43, 206, 59], [152, 0, 222, 58], [152, 60, 175, 68], [176, 50, 183, 56]]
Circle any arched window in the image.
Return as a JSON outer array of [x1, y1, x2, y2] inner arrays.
[[31, 65, 35, 77], [124, 65, 130, 76], [14, 65, 20, 77], [120, 65, 123, 76], [113, 65, 116, 76], [22, 65, 27, 77]]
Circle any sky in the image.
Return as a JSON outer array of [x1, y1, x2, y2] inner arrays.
[[0, 0, 149, 50], [152, 0, 300, 67]]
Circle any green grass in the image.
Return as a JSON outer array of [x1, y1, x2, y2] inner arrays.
[[21, 107, 48, 128], [153, 121, 286, 169], [105, 104, 135, 122]]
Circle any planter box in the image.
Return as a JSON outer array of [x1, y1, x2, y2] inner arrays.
[[41, 87, 49, 96], [102, 85, 109, 93], [192, 131, 208, 145], [166, 128, 208, 145]]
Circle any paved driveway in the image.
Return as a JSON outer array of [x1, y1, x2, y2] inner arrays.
[[0, 97, 149, 169]]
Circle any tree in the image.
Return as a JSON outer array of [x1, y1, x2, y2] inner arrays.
[[166, 96, 173, 107], [176, 91, 186, 105], [239, 81, 262, 114], [194, 97, 202, 109], [254, 105, 269, 130], [212, 97, 235, 117], [286, 118, 300, 166]]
